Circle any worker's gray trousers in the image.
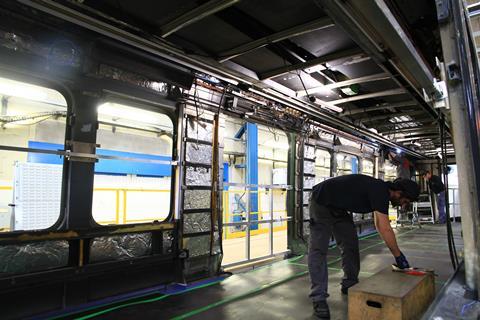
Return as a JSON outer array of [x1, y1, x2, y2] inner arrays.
[[308, 199, 360, 302]]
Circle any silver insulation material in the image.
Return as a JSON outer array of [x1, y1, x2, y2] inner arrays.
[[303, 191, 311, 204], [98, 64, 168, 94], [187, 119, 213, 142], [186, 143, 212, 164], [213, 231, 222, 255], [303, 206, 310, 220], [184, 189, 211, 210], [185, 166, 212, 186], [303, 223, 310, 237], [304, 160, 315, 175], [0, 240, 68, 274], [304, 176, 315, 189], [89, 233, 152, 263], [184, 235, 211, 257], [304, 145, 315, 159], [163, 231, 174, 255], [184, 212, 212, 234]]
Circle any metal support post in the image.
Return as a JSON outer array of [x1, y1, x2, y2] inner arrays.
[[437, 0, 480, 297]]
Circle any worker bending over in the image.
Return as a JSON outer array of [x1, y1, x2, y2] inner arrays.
[[308, 174, 420, 319]]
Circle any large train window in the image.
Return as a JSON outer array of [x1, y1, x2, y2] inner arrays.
[[336, 153, 359, 176], [92, 102, 173, 225], [0, 76, 67, 232], [362, 159, 374, 177], [315, 149, 331, 184]]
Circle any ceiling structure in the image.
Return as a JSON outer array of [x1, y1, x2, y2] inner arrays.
[[19, 0, 452, 157]]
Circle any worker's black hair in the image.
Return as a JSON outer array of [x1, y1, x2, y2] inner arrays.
[[386, 178, 420, 201]]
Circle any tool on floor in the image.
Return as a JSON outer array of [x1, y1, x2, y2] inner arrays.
[[391, 264, 437, 276]]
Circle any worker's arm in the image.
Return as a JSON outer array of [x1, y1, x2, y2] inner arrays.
[[373, 211, 401, 257]]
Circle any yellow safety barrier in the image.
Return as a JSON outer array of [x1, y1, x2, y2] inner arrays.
[[94, 188, 171, 225], [222, 189, 288, 240]]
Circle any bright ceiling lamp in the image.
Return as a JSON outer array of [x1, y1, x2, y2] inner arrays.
[[0, 76, 66, 106], [97, 102, 172, 127], [313, 99, 343, 113]]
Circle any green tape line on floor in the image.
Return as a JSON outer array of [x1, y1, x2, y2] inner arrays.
[[67, 280, 224, 320]]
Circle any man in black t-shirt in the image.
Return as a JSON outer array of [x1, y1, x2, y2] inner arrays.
[[423, 171, 446, 223], [308, 174, 420, 319]]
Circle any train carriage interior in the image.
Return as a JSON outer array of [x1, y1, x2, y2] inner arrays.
[[0, 0, 480, 319]]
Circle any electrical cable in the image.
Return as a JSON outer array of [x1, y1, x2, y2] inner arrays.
[[439, 114, 458, 269], [297, 71, 314, 103]]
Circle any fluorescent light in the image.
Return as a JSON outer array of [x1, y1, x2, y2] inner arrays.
[[396, 148, 402, 154], [314, 100, 343, 113]]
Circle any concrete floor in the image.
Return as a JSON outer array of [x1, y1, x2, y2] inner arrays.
[[54, 224, 463, 320]]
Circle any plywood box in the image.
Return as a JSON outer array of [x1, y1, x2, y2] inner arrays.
[[348, 267, 435, 320]]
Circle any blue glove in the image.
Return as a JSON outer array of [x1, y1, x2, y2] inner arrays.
[[395, 252, 410, 269]]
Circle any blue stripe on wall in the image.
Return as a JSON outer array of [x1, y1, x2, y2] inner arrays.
[[27, 141, 172, 177]]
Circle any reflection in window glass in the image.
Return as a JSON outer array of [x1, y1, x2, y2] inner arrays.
[[362, 159, 374, 177], [315, 149, 331, 184], [93, 102, 173, 225], [336, 153, 358, 176], [0, 76, 67, 232]]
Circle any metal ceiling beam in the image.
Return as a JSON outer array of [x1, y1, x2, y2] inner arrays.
[[395, 134, 439, 142], [316, 0, 448, 135], [218, 17, 334, 62], [361, 110, 425, 122], [259, 47, 364, 80], [377, 126, 439, 133], [296, 72, 390, 97], [341, 100, 417, 116], [19, 0, 427, 159], [159, 0, 240, 38], [328, 88, 407, 105], [316, 0, 435, 95], [378, 125, 437, 134], [374, 118, 432, 129]]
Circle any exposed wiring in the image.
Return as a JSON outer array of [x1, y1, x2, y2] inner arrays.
[[297, 71, 314, 103]]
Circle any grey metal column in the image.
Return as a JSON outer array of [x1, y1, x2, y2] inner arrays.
[[437, 0, 480, 296]]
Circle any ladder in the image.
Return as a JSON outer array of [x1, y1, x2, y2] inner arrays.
[[413, 192, 435, 224]]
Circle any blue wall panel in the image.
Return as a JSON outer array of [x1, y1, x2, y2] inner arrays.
[[27, 141, 172, 177]]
